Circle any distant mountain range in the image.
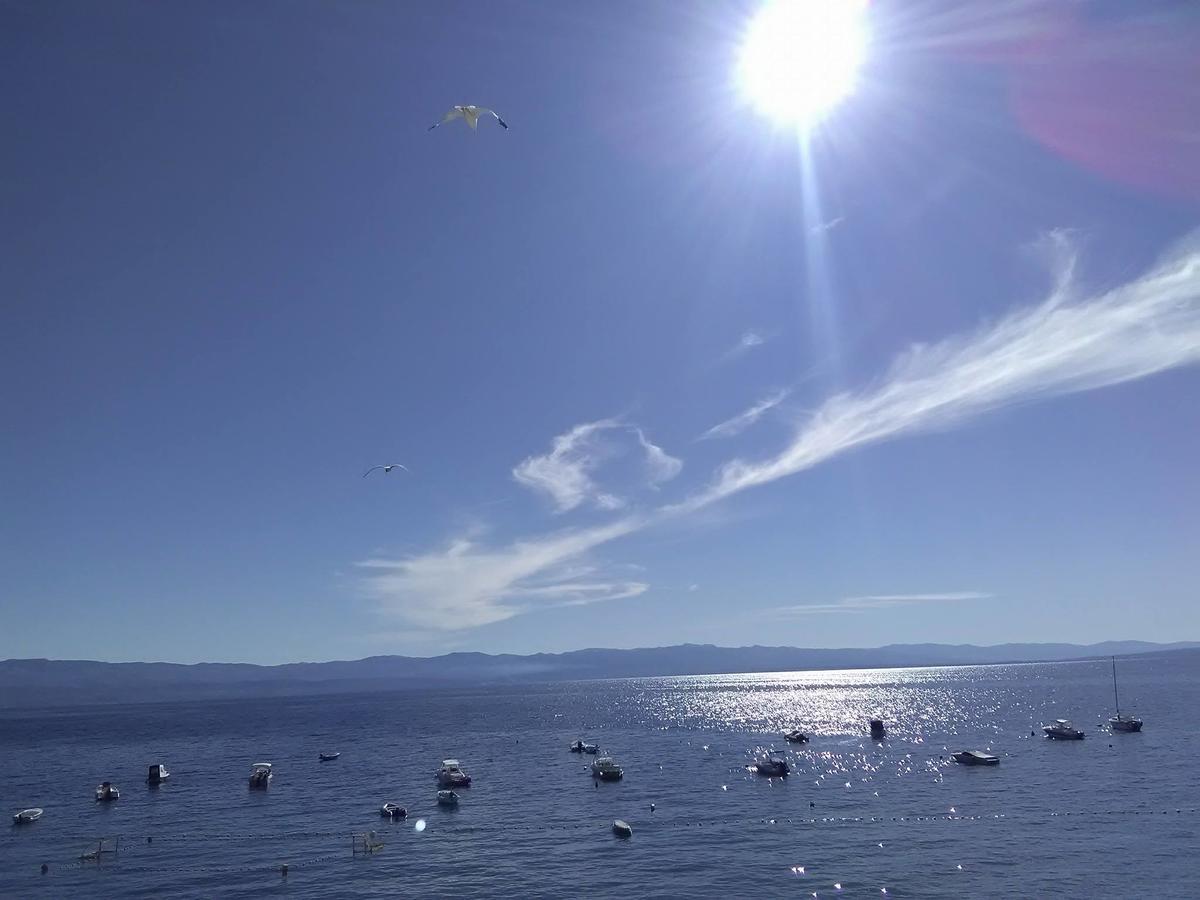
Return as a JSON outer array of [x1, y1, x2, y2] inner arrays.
[[2, 640, 1196, 709]]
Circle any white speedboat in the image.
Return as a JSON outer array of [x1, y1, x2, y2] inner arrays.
[[437, 759, 472, 787], [147, 763, 170, 785], [1043, 719, 1085, 740], [1109, 656, 1143, 733], [953, 750, 999, 766], [437, 789, 459, 806], [754, 756, 789, 777], [592, 756, 624, 781], [380, 802, 407, 818], [13, 808, 43, 824], [94, 782, 120, 802], [249, 762, 274, 788], [784, 730, 809, 744]]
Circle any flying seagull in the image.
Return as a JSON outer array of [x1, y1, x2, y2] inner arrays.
[[428, 105, 508, 131], [363, 464, 409, 478]]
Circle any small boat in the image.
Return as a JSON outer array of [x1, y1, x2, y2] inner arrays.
[[1109, 656, 1143, 733], [570, 740, 585, 753], [612, 819, 633, 838], [1043, 719, 1085, 740], [869, 718, 887, 740], [380, 802, 407, 818], [249, 762, 274, 788], [94, 782, 120, 802], [319, 752, 341, 762], [582, 743, 600, 754], [12, 808, 43, 824], [953, 750, 999, 766], [784, 730, 809, 744], [436, 759, 472, 787], [147, 763, 170, 785], [754, 756, 789, 777], [437, 789, 459, 807], [592, 756, 624, 781]]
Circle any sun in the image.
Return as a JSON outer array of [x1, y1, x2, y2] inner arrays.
[[737, 0, 869, 127]]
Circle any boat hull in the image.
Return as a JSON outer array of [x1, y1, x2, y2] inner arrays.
[[1111, 719, 1143, 733]]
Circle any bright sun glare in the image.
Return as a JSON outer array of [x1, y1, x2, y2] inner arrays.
[[738, 0, 869, 127]]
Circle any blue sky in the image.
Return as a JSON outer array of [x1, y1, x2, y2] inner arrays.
[[2, 0, 1198, 664]]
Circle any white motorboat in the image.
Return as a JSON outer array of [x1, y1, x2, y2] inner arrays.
[[953, 750, 999, 766], [1043, 719, 1085, 740], [13, 808, 43, 824], [1109, 656, 1143, 733], [582, 743, 600, 754], [592, 756, 624, 781], [380, 802, 407, 818], [612, 819, 633, 837], [754, 756, 789, 777], [94, 782, 120, 802], [784, 730, 809, 744], [319, 752, 341, 762], [249, 762, 274, 788], [437, 789, 459, 806], [436, 759, 472, 787], [147, 763, 170, 785]]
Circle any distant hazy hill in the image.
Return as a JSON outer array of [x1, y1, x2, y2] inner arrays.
[[1, 640, 1196, 709]]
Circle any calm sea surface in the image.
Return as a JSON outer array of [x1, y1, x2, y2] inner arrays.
[[2, 654, 1198, 898]]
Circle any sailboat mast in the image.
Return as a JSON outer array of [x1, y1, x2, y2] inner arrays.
[[1112, 655, 1120, 716]]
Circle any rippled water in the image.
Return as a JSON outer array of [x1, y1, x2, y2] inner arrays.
[[3, 653, 1198, 898]]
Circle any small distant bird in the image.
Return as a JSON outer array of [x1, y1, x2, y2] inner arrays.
[[363, 464, 409, 478], [428, 105, 508, 131]]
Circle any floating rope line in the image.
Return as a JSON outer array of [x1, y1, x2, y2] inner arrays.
[[23, 806, 1199, 878]]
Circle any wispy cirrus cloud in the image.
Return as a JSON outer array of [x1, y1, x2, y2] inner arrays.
[[678, 232, 1200, 513], [512, 420, 681, 513], [363, 233, 1200, 633], [359, 517, 646, 629], [699, 388, 791, 440], [722, 329, 771, 362], [776, 592, 993, 615]]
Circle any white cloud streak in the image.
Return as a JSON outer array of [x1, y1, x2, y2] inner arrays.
[[359, 517, 646, 629], [699, 388, 791, 440], [363, 233, 1200, 632], [637, 428, 684, 485], [722, 329, 770, 362], [511, 419, 619, 513], [512, 420, 681, 512], [679, 233, 1200, 513], [776, 592, 993, 615]]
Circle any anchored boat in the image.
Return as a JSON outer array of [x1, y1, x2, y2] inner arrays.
[[1043, 719, 1085, 740], [436, 759, 472, 787], [953, 750, 999, 766], [592, 756, 624, 781], [147, 763, 170, 785], [249, 762, 274, 788], [1109, 656, 1143, 733]]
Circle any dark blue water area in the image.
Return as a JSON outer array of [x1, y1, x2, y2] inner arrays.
[[2, 654, 1197, 897]]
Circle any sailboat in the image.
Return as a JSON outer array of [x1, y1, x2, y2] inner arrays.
[[1109, 656, 1143, 733]]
